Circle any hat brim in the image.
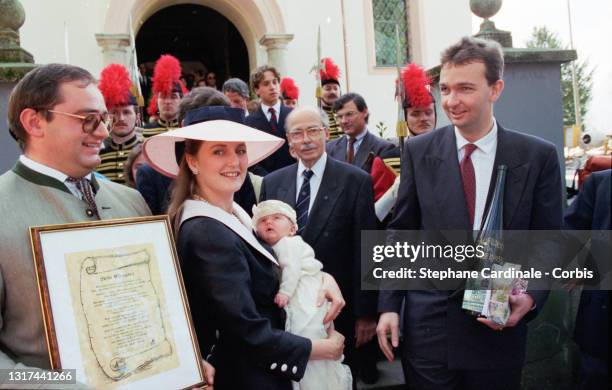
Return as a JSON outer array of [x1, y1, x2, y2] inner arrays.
[[143, 120, 285, 178]]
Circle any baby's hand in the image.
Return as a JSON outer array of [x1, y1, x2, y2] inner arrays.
[[274, 293, 289, 308]]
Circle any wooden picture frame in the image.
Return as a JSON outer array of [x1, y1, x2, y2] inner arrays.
[[30, 216, 205, 389]]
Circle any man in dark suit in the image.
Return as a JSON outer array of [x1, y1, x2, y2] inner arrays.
[[564, 169, 610, 389], [327, 93, 394, 173], [377, 36, 563, 389], [245, 65, 294, 174], [260, 106, 379, 379]]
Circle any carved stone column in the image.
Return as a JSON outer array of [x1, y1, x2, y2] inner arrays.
[[95, 33, 131, 67], [1, 0, 36, 173], [0, 0, 35, 80], [259, 33, 294, 76]]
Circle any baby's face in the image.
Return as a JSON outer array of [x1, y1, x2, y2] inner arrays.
[[256, 213, 296, 245]]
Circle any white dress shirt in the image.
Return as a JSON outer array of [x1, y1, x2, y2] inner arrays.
[[260, 101, 282, 123], [295, 153, 327, 212], [454, 120, 498, 231], [20, 155, 92, 200]]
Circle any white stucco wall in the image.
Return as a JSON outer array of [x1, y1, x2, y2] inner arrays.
[[19, 0, 109, 76], [16, 0, 472, 137]]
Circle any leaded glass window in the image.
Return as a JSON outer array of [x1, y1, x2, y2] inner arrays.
[[372, 0, 409, 66]]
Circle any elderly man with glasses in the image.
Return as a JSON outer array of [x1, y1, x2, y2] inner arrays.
[[0, 64, 150, 374], [260, 106, 379, 382]]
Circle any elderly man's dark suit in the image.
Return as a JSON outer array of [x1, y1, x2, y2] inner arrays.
[[260, 156, 378, 370], [379, 123, 563, 388], [245, 105, 293, 174], [326, 131, 394, 173]]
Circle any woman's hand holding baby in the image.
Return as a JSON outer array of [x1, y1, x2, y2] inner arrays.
[[310, 323, 345, 361]]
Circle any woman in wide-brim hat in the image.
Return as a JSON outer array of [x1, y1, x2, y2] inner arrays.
[[143, 110, 346, 390]]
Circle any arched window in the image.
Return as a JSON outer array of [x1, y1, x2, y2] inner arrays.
[[372, 0, 409, 66]]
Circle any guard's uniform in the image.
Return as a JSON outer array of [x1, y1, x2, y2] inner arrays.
[[142, 119, 180, 138], [97, 133, 142, 183], [323, 105, 342, 140]]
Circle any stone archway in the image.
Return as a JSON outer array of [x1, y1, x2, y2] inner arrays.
[[98, 0, 293, 74]]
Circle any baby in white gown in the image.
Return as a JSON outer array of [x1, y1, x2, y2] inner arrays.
[[252, 200, 352, 390]]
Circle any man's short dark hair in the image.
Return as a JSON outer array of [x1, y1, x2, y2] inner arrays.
[[333, 92, 369, 123], [222, 78, 249, 99], [440, 36, 504, 85], [250, 65, 280, 91], [7, 64, 95, 148], [178, 87, 230, 122]]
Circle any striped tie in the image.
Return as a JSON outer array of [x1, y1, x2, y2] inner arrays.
[[66, 177, 99, 219], [295, 170, 314, 234]]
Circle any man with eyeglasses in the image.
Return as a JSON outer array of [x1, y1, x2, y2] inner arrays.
[[96, 63, 144, 184], [260, 106, 378, 382], [0, 64, 150, 373], [327, 93, 394, 174]]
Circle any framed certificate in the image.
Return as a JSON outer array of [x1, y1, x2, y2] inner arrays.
[[30, 216, 205, 389]]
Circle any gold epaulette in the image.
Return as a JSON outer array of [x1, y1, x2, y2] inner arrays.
[[383, 157, 401, 176]]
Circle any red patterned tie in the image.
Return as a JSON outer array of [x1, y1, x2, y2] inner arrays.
[[268, 107, 278, 133], [460, 144, 477, 226], [347, 136, 356, 164]]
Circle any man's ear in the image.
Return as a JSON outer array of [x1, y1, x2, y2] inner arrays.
[[19, 108, 45, 138], [489, 79, 504, 103], [324, 127, 330, 141]]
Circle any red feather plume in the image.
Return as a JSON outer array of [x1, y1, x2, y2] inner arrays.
[[280, 77, 299, 100], [147, 82, 188, 116], [401, 63, 432, 109], [152, 54, 182, 95], [147, 94, 158, 117], [98, 64, 132, 110], [320, 57, 340, 82]]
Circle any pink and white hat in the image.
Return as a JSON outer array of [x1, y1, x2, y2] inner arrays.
[[143, 119, 284, 178]]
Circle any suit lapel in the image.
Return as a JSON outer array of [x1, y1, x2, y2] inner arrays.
[[428, 127, 472, 229], [303, 158, 343, 244], [278, 105, 291, 134], [277, 164, 298, 207], [329, 136, 348, 161], [254, 109, 274, 133], [484, 124, 527, 229], [353, 131, 373, 168]]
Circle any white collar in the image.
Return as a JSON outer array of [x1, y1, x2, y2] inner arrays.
[[454, 119, 498, 155], [19, 155, 92, 181], [261, 100, 282, 116], [179, 199, 279, 266], [298, 152, 327, 178], [352, 127, 368, 141]]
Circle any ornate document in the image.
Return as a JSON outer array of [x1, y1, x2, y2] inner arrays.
[[66, 244, 179, 388]]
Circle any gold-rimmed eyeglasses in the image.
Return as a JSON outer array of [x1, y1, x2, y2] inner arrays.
[[287, 126, 324, 142], [47, 109, 111, 134]]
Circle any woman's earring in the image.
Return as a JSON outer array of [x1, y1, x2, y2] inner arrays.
[[192, 168, 199, 175]]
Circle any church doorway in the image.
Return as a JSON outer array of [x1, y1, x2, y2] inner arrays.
[[136, 4, 250, 90]]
